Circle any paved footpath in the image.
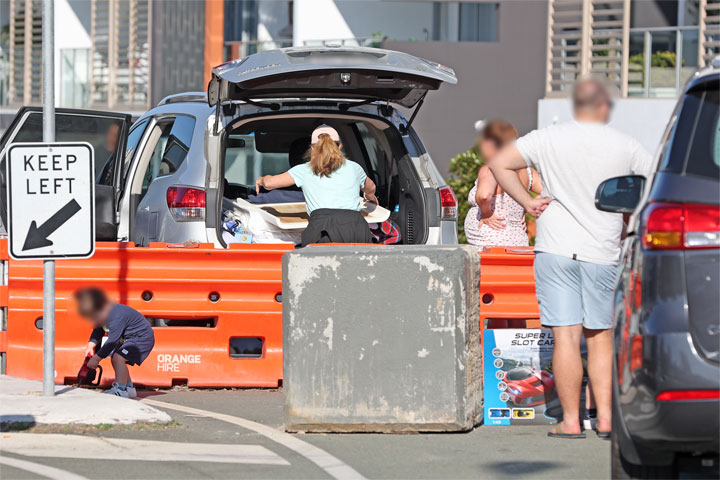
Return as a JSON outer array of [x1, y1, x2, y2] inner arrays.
[[0, 388, 610, 480]]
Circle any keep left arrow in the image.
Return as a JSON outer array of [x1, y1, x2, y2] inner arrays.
[[22, 199, 82, 251]]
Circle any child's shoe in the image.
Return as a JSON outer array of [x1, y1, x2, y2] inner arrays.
[[105, 382, 129, 397], [104, 382, 121, 395], [125, 383, 137, 399]]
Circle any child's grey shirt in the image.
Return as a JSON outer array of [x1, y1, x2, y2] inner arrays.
[[89, 304, 154, 358]]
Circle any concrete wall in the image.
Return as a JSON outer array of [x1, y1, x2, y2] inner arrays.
[[384, 0, 549, 177], [283, 245, 483, 432], [537, 98, 678, 156]]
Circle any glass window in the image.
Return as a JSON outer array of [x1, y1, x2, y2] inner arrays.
[[664, 84, 720, 180], [168, 115, 196, 149], [684, 87, 720, 180], [458, 3, 497, 42], [225, 134, 290, 186], [60, 48, 91, 108], [136, 115, 195, 197], [141, 121, 174, 196], [12, 111, 125, 186], [122, 118, 149, 188]]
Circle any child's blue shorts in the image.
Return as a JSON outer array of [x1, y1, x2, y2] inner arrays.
[[113, 336, 155, 366]]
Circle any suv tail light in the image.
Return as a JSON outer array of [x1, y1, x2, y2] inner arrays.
[[439, 186, 457, 219], [167, 186, 206, 222], [641, 202, 720, 250]]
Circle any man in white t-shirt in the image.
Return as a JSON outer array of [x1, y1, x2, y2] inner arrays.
[[488, 80, 652, 439]]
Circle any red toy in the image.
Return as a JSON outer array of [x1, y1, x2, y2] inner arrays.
[[76, 354, 103, 387], [505, 367, 555, 406]]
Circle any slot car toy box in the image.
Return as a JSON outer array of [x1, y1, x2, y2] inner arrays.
[[483, 329, 588, 425]]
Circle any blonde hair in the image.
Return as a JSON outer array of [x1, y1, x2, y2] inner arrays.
[[307, 133, 345, 177]]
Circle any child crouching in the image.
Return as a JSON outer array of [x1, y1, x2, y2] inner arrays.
[[75, 288, 155, 398]]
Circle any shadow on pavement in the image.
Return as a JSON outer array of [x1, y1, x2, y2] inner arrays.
[[485, 461, 561, 475], [0, 415, 36, 431]]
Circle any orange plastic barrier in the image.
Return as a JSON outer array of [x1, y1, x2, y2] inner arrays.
[[478, 247, 540, 330], [0, 240, 540, 388], [2, 240, 292, 387]]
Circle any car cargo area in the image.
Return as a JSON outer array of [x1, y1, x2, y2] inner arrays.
[[217, 113, 428, 246]]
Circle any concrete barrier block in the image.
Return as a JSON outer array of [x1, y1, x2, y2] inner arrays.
[[283, 245, 482, 433]]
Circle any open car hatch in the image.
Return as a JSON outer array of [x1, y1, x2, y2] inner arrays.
[[207, 46, 457, 108]]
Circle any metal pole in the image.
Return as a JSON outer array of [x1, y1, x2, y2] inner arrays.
[[675, 29, 683, 95], [42, 0, 55, 397], [643, 30, 652, 98]]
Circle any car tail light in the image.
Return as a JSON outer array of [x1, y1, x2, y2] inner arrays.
[[657, 390, 720, 401], [629, 335, 643, 372], [641, 202, 720, 250], [167, 186, 206, 222], [439, 186, 457, 219]]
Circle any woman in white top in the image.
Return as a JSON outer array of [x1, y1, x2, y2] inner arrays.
[[465, 119, 543, 248]]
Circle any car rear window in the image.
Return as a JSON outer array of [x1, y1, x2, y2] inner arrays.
[[665, 82, 720, 180]]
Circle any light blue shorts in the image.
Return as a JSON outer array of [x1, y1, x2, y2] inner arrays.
[[534, 252, 618, 330]]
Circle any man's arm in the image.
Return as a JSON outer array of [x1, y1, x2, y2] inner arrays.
[[488, 144, 551, 218]]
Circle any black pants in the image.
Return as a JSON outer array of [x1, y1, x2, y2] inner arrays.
[[301, 208, 373, 247]]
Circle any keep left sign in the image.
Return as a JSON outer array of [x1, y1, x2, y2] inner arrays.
[[7, 142, 95, 260]]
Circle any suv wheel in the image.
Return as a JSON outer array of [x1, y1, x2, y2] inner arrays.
[[611, 426, 676, 479]]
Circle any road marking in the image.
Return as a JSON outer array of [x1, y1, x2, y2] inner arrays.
[[142, 398, 366, 480], [0, 433, 289, 465], [0, 455, 88, 480]]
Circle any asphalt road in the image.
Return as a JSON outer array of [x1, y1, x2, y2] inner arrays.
[[1, 388, 610, 479]]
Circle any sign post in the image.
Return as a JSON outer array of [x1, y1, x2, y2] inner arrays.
[[42, 0, 55, 397]]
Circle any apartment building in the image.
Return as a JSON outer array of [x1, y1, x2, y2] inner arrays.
[[540, 0, 719, 154], [4, 0, 718, 171]]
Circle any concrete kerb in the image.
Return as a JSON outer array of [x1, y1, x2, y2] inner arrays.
[[0, 375, 172, 426], [282, 244, 482, 433]]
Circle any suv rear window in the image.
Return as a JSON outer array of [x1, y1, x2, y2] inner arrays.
[[225, 134, 289, 187], [665, 82, 720, 180]]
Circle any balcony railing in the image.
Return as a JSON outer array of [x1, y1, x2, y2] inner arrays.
[[627, 26, 700, 98], [546, 0, 719, 99]]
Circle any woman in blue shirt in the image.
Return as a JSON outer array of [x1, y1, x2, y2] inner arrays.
[[255, 125, 377, 246]]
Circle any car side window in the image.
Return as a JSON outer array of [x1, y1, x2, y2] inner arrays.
[[665, 85, 720, 180], [683, 88, 719, 179], [122, 118, 149, 190], [11, 111, 125, 186], [135, 114, 196, 198], [141, 121, 175, 196]]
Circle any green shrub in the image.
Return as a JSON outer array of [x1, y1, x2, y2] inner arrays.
[[629, 51, 681, 69], [446, 149, 483, 243]]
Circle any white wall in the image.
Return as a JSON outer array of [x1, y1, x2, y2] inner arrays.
[[293, 0, 434, 46], [54, 0, 92, 104], [537, 98, 678, 156], [258, 1, 292, 44]]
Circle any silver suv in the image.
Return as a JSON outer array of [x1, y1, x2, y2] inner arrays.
[[0, 46, 458, 246]]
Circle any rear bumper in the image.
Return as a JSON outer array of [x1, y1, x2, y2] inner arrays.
[[617, 332, 720, 464]]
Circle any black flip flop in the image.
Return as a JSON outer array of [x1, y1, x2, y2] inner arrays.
[[596, 431, 611, 439], [547, 431, 587, 439]]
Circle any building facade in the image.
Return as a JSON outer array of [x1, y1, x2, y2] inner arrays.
[[4, 0, 718, 171]]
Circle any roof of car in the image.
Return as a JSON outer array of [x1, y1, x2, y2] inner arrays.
[[686, 55, 720, 90]]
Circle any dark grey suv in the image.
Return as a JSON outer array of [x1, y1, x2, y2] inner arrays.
[[596, 59, 719, 478]]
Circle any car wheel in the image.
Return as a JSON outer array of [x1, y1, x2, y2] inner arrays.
[[611, 427, 676, 479]]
